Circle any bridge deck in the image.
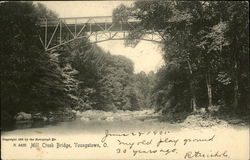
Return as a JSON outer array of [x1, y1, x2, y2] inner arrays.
[[38, 16, 163, 51], [39, 16, 140, 33]]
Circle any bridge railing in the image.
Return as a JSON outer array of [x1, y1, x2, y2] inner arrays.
[[39, 16, 140, 27]]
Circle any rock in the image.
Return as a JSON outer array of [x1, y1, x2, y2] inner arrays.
[[48, 117, 55, 122], [76, 111, 82, 117], [68, 114, 76, 120], [106, 117, 114, 121], [15, 112, 32, 121], [42, 117, 48, 121], [33, 113, 42, 116], [32, 113, 43, 120], [120, 116, 131, 121], [182, 114, 229, 128], [217, 120, 228, 127], [208, 105, 220, 112], [97, 117, 106, 121], [144, 118, 158, 122], [71, 110, 77, 113], [199, 108, 206, 113], [80, 117, 90, 121], [228, 119, 243, 124], [196, 108, 206, 114]]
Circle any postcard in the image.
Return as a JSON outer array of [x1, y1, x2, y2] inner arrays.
[[1, 1, 249, 159]]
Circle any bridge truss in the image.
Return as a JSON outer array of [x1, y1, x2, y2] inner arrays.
[[38, 16, 164, 51]]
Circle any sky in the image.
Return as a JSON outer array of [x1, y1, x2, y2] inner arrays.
[[37, 1, 164, 73]]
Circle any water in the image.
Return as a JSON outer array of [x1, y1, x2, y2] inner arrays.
[[1, 109, 181, 135], [2, 110, 249, 160]]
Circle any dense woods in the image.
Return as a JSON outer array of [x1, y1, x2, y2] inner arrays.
[[0, 2, 71, 124], [0, 1, 249, 127], [113, 1, 249, 118], [0, 2, 153, 126], [67, 39, 154, 111]]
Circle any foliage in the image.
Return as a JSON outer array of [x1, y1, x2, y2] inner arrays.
[[0, 2, 72, 125], [70, 39, 154, 111], [112, 4, 131, 23], [115, 1, 249, 114], [133, 71, 156, 109], [0, 2, 156, 127]]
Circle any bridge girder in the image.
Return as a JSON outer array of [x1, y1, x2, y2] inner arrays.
[[38, 16, 164, 51]]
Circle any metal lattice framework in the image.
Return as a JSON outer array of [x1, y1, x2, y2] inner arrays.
[[38, 16, 164, 51]]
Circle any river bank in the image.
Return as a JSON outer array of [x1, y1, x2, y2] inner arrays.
[[2, 109, 249, 134]]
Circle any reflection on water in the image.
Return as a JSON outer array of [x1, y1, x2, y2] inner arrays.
[[2, 120, 60, 132], [14, 121, 59, 130], [2, 119, 180, 135], [1, 110, 181, 135]]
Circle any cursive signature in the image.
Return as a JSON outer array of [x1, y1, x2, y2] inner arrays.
[[184, 150, 229, 159]]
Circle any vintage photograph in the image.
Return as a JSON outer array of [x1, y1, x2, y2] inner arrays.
[[1, 1, 249, 159]]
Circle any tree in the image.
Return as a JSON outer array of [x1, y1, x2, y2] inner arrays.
[[0, 2, 72, 125], [113, 1, 249, 115]]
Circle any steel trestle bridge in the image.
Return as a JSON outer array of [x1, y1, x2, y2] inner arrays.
[[38, 16, 164, 51]]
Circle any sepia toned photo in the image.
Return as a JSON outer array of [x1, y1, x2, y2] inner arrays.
[[1, 1, 249, 159]]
